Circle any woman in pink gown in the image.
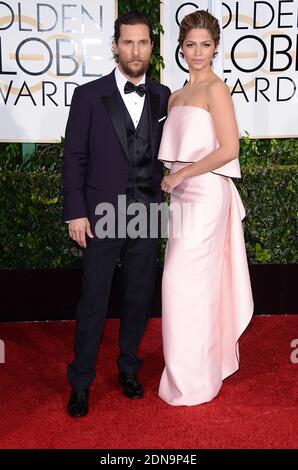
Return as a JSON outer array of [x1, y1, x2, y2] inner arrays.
[[157, 10, 254, 406]]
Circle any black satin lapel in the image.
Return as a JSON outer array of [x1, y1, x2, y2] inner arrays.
[[102, 92, 129, 159], [147, 85, 160, 156]]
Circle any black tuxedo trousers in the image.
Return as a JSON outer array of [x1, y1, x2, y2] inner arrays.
[[67, 222, 160, 389]]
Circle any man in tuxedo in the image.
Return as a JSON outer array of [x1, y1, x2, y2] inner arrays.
[[62, 11, 170, 417]]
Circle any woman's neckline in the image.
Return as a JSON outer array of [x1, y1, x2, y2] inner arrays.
[[170, 105, 211, 115]]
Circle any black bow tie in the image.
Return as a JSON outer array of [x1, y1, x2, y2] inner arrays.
[[124, 81, 146, 97]]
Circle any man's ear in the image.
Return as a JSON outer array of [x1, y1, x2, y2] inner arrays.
[[112, 39, 118, 54]]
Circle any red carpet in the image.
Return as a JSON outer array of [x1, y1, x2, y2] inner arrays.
[[0, 316, 297, 449]]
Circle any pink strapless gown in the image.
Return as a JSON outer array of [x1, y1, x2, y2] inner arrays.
[[157, 106, 254, 406]]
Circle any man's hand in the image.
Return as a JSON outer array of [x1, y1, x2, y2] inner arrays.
[[68, 217, 94, 248]]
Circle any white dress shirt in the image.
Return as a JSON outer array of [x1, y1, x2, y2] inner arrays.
[[114, 66, 146, 129]]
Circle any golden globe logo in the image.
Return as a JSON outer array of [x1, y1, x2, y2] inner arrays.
[[174, 1, 297, 103], [223, 1, 297, 102], [0, 1, 103, 106]]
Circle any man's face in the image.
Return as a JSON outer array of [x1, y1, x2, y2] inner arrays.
[[113, 23, 153, 78]]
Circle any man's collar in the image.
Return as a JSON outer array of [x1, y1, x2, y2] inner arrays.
[[115, 66, 146, 92]]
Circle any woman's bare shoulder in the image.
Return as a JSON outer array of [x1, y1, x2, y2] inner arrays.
[[205, 78, 233, 114], [168, 89, 183, 109], [207, 77, 230, 98]]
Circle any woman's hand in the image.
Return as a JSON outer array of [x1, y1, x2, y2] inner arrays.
[[161, 170, 185, 194]]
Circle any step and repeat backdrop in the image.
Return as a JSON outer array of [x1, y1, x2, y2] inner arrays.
[[0, 0, 297, 141], [161, 0, 298, 138], [0, 0, 116, 141]]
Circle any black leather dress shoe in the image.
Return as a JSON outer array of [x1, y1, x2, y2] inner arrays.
[[119, 373, 144, 399], [67, 388, 89, 418]]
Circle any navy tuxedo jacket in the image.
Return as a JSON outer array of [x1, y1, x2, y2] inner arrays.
[[62, 70, 171, 230]]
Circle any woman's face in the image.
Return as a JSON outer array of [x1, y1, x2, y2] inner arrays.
[[182, 28, 216, 71]]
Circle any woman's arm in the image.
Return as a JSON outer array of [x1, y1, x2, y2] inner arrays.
[[161, 81, 239, 193]]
